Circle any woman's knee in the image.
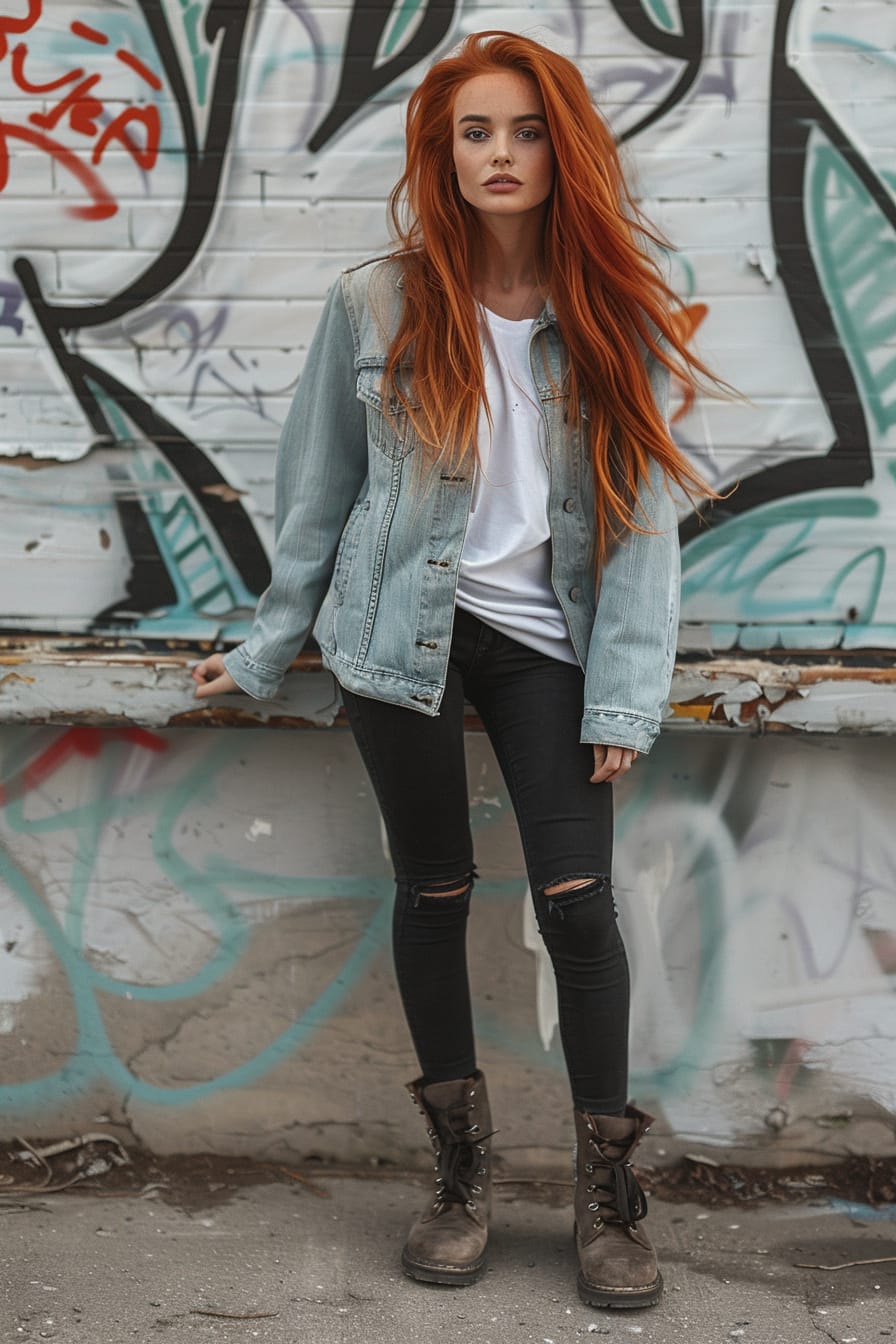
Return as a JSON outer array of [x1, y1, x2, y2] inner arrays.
[[399, 870, 476, 910], [534, 872, 618, 941]]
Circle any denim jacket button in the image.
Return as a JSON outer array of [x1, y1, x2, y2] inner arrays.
[[563, 497, 576, 513], [568, 586, 582, 602]]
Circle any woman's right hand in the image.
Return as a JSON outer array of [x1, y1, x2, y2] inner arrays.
[[192, 653, 240, 699]]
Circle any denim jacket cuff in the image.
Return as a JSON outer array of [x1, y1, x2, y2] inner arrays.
[[580, 708, 661, 754], [222, 646, 284, 702]]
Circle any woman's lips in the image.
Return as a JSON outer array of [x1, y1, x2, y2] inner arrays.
[[483, 176, 522, 192]]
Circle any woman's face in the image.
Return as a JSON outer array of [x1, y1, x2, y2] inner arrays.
[[451, 70, 554, 222]]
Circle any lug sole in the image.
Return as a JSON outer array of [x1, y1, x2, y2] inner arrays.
[[401, 1247, 486, 1286], [577, 1269, 663, 1309]]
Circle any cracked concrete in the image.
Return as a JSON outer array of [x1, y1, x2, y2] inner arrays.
[[4, 1178, 894, 1343]]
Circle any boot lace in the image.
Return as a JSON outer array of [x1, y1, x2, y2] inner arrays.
[[432, 1125, 483, 1210], [427, 1107, 497, 1213], [586, 1141, 648, 1229]]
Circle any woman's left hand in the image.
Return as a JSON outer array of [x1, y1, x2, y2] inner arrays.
[[590, 744, 638, 784]]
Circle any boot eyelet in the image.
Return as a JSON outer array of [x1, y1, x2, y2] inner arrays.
[[466, 1200, 477, 1211], [477, 1167, 486, 1176], [587, 1184, 595, 1193], [588, 1201, 600, 1212], [592, 1217, 603, 1230], [477, 1145, 486, 1155], [584, 1163, 594, 1174], [465, 1124, 480, 1135], [471, 1184, 482, 1194]]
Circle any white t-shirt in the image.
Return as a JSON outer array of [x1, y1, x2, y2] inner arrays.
[[455, 306, 579, 665]]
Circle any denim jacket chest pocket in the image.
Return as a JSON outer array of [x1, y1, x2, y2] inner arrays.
[[356, 358, 420, 461]]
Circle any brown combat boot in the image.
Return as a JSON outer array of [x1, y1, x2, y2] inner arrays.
[[573, 1104, 663, 1309], [402, 1070, 493, 1285]]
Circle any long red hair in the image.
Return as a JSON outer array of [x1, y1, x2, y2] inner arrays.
[[386, 30, 719, 558]]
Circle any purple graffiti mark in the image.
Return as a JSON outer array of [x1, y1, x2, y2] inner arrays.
[[0, 281, 25, 337], [740, 795, 883, 983], [188, 351, 281, 424], [594, 62, 683, 108], [693, 11, 747, 109], [607, 0, 705, 144], [125, 302, 283, 424], [781, 822, 896, 982], [780, 881, 862, 983], [278, 0, 329, 153], [142, 302, 230, 382]]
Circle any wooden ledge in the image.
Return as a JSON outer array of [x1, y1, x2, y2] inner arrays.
[[1, 638, 895, 735]]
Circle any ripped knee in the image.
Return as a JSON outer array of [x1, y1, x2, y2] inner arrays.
[[537, 873, 611, 919], [408, 871, 476, 910], [544, 876, 597, 897]]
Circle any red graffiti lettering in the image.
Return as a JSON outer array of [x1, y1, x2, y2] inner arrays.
[[0, 726, 167, 808], [93, 105, 161, 172], [116, 47, 163, 91], [70, 21, 108, 48], [0, 0, 40, 63], [27, 74, 104, 136], [10, 45, 84, 95], [0, 122, 117, 221], [0, 3, 162, 221]]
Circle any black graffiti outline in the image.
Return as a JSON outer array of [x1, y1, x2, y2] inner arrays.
[[607, 0, 896, 538], [11, 0, 270, 624], [308, 0, 460, 152], [679, 0, 896, 537], [608, 0, 704, 144]]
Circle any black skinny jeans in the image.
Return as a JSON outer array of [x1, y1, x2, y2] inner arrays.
[[341, 607, 630, 1114]]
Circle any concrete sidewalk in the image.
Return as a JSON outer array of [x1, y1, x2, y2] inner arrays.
[[4, 1173, 895, 1343]]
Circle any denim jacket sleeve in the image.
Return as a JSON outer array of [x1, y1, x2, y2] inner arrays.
[[580, 358, 680, 753], [222, 278, 368, 699]]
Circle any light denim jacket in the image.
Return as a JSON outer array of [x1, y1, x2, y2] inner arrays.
[[223, 257, 680, 753]]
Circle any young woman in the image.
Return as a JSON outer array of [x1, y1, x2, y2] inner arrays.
[[193, 31, 715, 1310]]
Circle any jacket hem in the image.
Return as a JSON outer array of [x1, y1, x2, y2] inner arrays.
[[222, 646, 284, 702], [580, 708, 661, 754], [322, 649, 443, 713]]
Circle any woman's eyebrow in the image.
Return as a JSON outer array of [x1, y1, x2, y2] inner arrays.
[[457, 113, 547, 124]]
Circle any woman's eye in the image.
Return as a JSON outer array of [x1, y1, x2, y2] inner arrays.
[[517, 128, 538, 141], [465, 128, 488, 141]]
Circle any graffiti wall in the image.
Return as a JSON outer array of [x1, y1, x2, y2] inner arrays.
[[1, 0, 894, 1159], [1, 723, 893, 1159], [1, 0, 894, 644]]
